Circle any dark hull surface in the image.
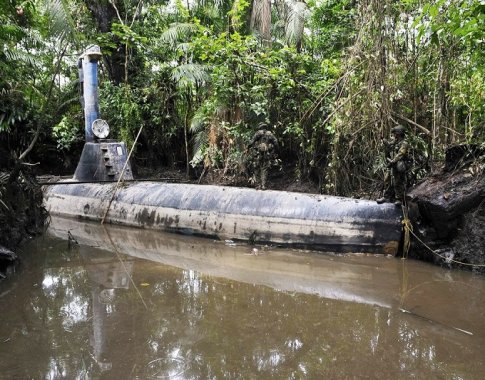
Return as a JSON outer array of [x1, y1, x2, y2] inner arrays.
[[44, 182, 402, 254]]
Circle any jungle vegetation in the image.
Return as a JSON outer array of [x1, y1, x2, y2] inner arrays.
[[1, 0, 484, 196]]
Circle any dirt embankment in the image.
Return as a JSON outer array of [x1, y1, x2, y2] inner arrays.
[[407, 146, 485, 273], [0, 166, 48, 278]]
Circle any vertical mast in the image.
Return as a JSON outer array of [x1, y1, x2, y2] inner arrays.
[[80, 45, 102, 142]]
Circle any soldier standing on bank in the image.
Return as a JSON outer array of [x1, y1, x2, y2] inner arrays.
[[248, 125, 278, 190], [377, 125, 409, 206]]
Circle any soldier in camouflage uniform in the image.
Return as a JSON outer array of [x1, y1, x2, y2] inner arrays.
[[377, 125, 409, 206], [248, 126, 278, 190]]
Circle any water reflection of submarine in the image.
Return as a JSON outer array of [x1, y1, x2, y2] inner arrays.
[[49, 216, 401, 309], [80, 245, 133, 372]]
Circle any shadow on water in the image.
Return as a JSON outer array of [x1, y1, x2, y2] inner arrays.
[[0, 216, 484, 379]]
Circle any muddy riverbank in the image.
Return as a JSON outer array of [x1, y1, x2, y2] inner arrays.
[[407, 149, 485, 272], [0, 167, 47, 277]]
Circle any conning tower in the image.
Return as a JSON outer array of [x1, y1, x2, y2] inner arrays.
[[74, 45, 133, 182]]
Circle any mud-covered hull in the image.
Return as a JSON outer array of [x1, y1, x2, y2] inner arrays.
[[44, 182, 402, 254]]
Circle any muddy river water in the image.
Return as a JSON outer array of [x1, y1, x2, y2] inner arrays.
[[1, 217, 484, 379]]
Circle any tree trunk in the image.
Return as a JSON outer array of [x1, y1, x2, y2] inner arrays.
[[82, 0, 125, 84]]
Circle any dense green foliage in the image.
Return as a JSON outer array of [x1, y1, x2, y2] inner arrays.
[[1, 0, 484, 194]]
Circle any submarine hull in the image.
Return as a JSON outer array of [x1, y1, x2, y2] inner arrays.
[[44, 182, 402, 254]]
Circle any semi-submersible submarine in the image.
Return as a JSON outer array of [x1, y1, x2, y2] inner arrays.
[[44, 46, 403, 255]]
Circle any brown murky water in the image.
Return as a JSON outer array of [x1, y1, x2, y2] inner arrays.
[[1, 217, 485, 379]]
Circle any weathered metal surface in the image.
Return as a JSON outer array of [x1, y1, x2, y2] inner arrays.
[[44, 182, 402, 254], [80, 45, 102, 142], [73, 141, 133, 182], [74, 45, 134, 182]]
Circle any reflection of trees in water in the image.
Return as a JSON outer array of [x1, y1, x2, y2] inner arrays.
[[2, 237, 477, 379], [104, 264, 470, 379], [0, 241, 96, 379]]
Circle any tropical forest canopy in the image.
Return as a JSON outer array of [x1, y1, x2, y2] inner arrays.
[[1, 0, 484, 195]]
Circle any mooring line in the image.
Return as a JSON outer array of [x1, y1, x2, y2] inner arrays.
[[100, 124, 144, 225], [401, 210, 485, 267], [401, 204, 412, 259], [398, 308, 474, 336]]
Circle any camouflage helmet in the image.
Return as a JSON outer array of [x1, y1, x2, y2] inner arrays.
[[391, 125, 406, 135]]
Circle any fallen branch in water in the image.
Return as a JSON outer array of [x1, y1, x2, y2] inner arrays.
[[0, 245, 17, 262]]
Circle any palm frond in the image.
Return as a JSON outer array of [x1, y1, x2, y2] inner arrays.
[[192, 129, 208, 160], [285, 1, 309, 46], [1, 25, 41, 68], [42, 0, 78, 40], [190, 107, 207, 133], [213, 0, 226, 10], [190, 123, 210, 167], [273, 19, 286, 30], [194, 0, 227, 9], [177, 42, 191, 54], [160, 23, 199, 46], [200, 5, 220, 20], [171, 63, 210, 88], [3, 49, 37, 67]]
